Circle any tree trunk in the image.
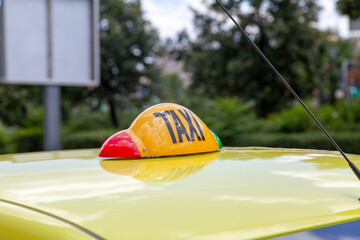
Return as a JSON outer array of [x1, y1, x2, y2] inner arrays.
[[108, 98, 119, 128]]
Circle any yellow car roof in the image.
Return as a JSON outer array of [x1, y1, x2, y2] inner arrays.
[[0, 147, 360, 239]]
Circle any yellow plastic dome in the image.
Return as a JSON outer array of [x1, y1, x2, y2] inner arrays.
[[99, 103, 222, 158]]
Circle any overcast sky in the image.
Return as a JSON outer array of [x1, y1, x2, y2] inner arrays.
[[141, 0, 349, 40]]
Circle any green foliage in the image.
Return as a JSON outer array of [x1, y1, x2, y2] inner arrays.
[[12, 128, 43, 153], [236, 132, 360, 154], [62, 129, 116, 149], [64, 105, 112, 132], [0, 104, 43, 154], [64, 104, 140, 132], [2, 96, 360, 153], [0, 122, 12, 154], [265, 98, 360, 133], [7, 126, 360, 155], [91, 0, 161, 127], [315, 104, 344, 131], [268, 102, 315, 132], [326, 98, 360, 131], [158, 86, 264, 145], [0, 105, 43, 153], [0, 85, 41, 126], [20, 107, 43, 128], [321, 36, 354, 104], [336, 0, 360, 19], [186, 0, 329, 116], [154, 74, 185, 103], [200, 98, 259, 144]]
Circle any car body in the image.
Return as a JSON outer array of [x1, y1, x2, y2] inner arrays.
[[0, 147, 360, 239]]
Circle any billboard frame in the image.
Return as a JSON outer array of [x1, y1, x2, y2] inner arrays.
[[0, 0, 5, 80], [0, 0, 100, 87]]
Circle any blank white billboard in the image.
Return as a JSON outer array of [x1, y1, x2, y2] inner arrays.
[[4, 0, 48, 80], [0, 0, 99, 87]]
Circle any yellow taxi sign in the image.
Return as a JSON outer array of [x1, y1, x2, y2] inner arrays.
[[99, 103, 222, 158]]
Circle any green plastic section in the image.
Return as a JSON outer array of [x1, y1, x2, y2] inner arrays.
[[211, 130, 223, 149]]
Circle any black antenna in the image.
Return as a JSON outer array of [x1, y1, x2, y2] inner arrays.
[[215, 0, 360, 181]]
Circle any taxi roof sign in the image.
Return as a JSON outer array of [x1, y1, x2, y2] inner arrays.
[[99, 103, 222, 158]]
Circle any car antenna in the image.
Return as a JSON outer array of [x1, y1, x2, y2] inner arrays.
[[215, 0, 360, 182]]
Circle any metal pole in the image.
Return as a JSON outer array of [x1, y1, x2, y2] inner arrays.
[[44, 86, 61, 150], [0, 0, 5, 78], [43, 0, 61, 151]]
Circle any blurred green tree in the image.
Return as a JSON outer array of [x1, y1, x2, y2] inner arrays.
[[90, 0, 160, 127], [0, 85, 41, 127], [323, 35, 354, 104], [187, 0, 330, 116], [336, 0, 360, 19]]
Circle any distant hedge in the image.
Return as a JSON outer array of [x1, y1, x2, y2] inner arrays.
[[3, 128, 115, 154], [4, 129, 360, 155], [235, 132, 360, 154], [12, 128, 43, 153], [61, 131, 360, 154], [62, 129, 116, 149]]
